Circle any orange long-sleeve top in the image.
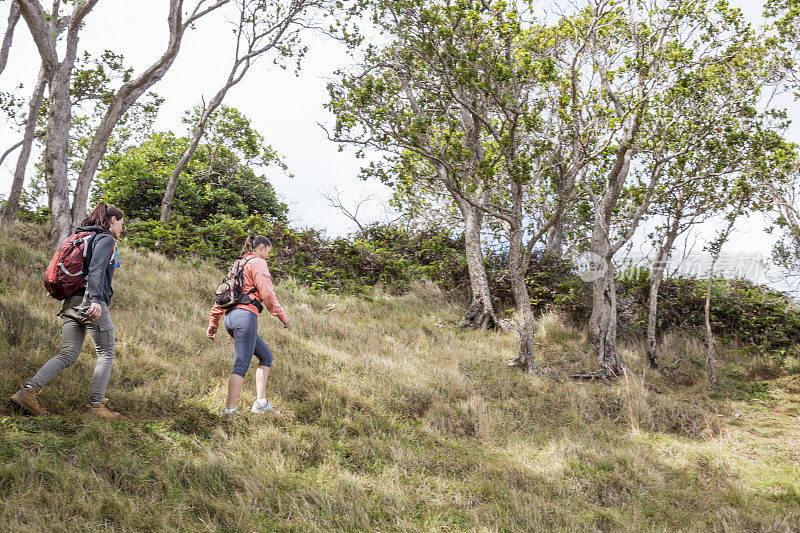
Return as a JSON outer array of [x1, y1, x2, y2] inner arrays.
[[208, 252, 288, 329]]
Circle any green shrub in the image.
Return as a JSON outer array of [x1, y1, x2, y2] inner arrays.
[[94, 108, 288, 226], [121, 214, 800, 368], [122, 216, 468, 295]]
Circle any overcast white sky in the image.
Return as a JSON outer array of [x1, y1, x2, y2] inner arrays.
[[0, 0, 390, 236], [0, 0, 795, 267]]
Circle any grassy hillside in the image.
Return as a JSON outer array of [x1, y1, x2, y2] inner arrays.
[[1, 223, 799, 532]]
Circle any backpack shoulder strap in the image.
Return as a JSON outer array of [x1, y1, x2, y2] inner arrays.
[[85, 231, 111, 259], [239, 258, 262, 307], [83, 231, 117, 270], [79, 232, 99, 270], [226, 257, 247, 280], [234, 257, 255, 276]]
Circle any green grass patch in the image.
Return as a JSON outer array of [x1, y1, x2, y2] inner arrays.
[[0, 223, 798, 531]]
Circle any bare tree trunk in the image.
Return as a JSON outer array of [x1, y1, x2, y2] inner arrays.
[[508, 229, 539, 371], [588, 212, 621, 376], [505, 182, 542, 372], [71, 0, 230, 223], [159, 128, 201, 223], [586, 137, 639, 377], [458, 196, 495, 329], [45, 56, 75, 244], [17, 0, 100, 244], [645, 230, 678, 369], [1, 64, 46, 224], [543, 215, 564, 259], [589, 255, 623, 376], [704, 274, 718, 385], [44, 7, 89, 244], [588, 211, 621, 376], [645, 257, 665, 369], [0, 1, 20, 77], [161, 91, 228, 223]]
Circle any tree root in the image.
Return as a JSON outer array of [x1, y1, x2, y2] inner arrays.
[[506, 359, 565, 382], [570, 370, 612, 383], [462, 305, 497, 330]]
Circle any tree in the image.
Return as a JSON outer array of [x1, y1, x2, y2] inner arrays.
[[95, 111, 287, 225], [644, 122, 789, 370], [330, 0, 591, 370], [0, 63, 45, 223], [557, 0, 770, 376], [754, 133, 800, 294], [70, 0, 231, 228], [15, 0, 230, 244], [761, 0, 800, 293], [1, 47, 162, 224], [0, 0, 19, 77], [15, 0, 100, 243], [328, 0, 543, 333], [161, 0, 328, 223], [699, 190, 764, 385]]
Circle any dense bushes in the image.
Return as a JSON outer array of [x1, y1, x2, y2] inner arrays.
[[123, 215, 468, 295], [2, 209, 797, 368], [478, 250, 800, 364], [94, 132, 288, 225], [120, 215, 800, 365], [621, 276, 800, 363]]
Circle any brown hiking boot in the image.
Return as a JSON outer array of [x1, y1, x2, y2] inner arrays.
[[10, 387, 47, 416], [87, 398, 121, 420]]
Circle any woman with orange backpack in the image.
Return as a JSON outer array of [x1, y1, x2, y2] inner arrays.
[[10, 202, 124, 419], [207, 234, 290, 418]]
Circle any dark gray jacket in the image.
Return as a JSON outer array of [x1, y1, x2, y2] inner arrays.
[[71, 225, 118, 305]]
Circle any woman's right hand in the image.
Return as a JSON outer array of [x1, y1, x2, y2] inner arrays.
[[282, 318, 291, 329], [207, 326, 217, 339], [87, 302, 102, 321]]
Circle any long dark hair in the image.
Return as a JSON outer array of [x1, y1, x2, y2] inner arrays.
[[242, 234, 271, 255], [81, 202, 124, 230]]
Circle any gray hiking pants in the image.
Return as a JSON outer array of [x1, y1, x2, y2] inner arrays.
[[26, 293, 116, 403]]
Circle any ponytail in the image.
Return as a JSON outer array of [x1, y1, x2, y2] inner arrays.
[[241, 234, 271, 255], [81, 202, 124, 230]]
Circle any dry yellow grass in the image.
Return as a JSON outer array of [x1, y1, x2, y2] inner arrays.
[[0, 223, 799, 532]]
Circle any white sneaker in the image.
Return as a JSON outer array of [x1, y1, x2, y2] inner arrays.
[[220, 408, 240, 420], [251, 399, 278, 414]]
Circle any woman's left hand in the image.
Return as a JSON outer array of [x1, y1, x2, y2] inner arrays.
[[207, 326, 217, 339]]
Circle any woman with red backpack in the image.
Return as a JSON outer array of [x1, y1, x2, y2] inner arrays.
[[207, 234, 290, 419], [10, 202, 124, 419]]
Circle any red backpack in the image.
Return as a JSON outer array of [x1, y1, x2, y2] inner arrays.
[[44, 231, 103, 300]]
